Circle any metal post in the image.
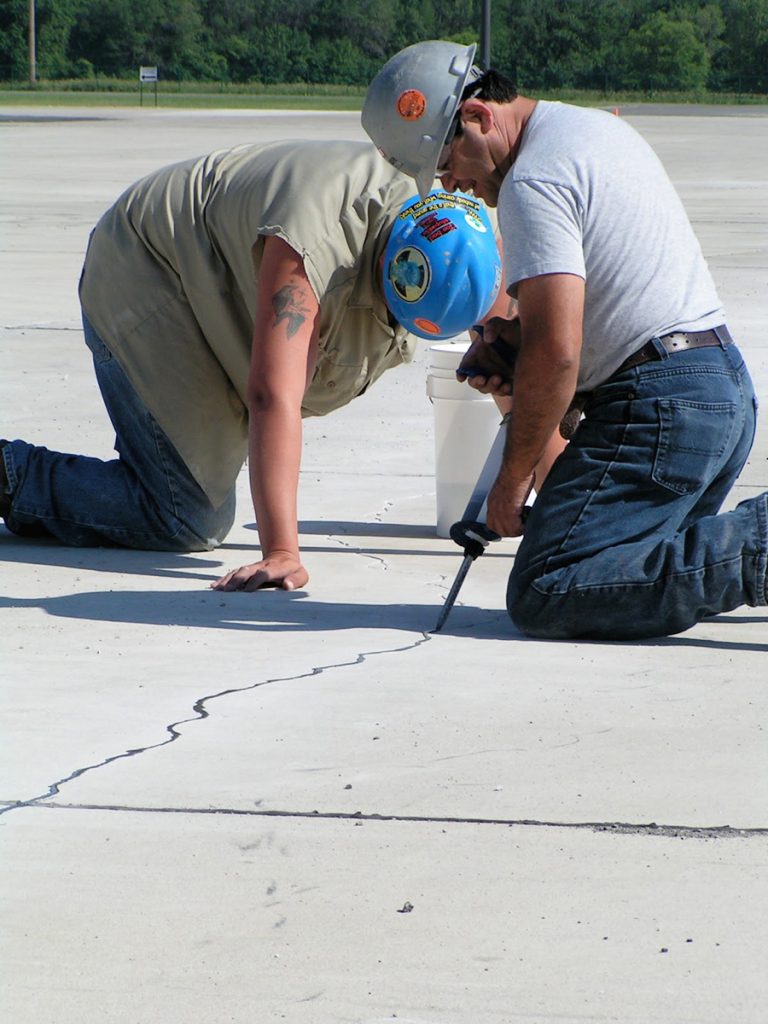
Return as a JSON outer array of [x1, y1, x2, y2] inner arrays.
[[28, 0, 36, 84], [480, 0, 492, 70]]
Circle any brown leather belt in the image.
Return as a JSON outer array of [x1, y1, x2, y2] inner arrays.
[[614, 325, 733, 375], [559, 325, 734, 439]]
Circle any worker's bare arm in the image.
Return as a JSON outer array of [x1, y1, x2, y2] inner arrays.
[[486, 273, 584, 537], [212, 236, 320, 592], [458, 285, 569, 493]]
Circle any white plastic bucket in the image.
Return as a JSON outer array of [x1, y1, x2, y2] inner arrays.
[[426, 338, 502, 538]]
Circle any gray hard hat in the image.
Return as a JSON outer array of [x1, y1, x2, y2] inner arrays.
[[362, 40, 479, 200]]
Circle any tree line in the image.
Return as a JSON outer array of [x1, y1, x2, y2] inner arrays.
[[1, 0, 767, 93]]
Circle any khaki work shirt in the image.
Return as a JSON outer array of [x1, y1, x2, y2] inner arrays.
[[79, 141, 418, 505]]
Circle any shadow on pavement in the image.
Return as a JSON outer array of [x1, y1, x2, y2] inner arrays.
[[1, 585, 766, 650], [0, 532, 223, 581], [0, 528, 514, 578], [288, 519, 439, 539], [0, 587, 515, 638], [2, 532, 765, 648]]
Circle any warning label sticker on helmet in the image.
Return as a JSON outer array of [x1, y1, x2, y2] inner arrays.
[[463, 212, 487, 232], [396, 89, 427, 120], [398, 191, 483, 225], [389, 246, 431, 302], [418, 212, 456, 242]]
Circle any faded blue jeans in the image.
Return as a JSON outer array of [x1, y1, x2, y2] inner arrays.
[[2, 316, 236, 550], [508, 337, 768, 640]]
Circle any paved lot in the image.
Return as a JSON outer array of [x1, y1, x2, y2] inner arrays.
[[1, 105, 767, 1024]]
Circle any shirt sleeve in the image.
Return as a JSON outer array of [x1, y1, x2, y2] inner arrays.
[[499, 178, 586, 295]]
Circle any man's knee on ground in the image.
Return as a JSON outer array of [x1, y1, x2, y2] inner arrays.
[[162, 499, 235, 553], [507, 582, 545, 637], [506, 574, 580, 640], [165, 518, 232, 553]]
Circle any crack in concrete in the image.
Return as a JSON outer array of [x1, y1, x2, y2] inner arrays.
[[0, 632, 433, 818], [327, 532, 389, 572], [11, 800, 768, 839]]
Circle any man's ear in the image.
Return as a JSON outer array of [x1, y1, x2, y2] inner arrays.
[[461, 97, 495, 133]]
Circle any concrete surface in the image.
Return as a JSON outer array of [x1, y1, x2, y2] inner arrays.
[[1, 105, 767, 1024]]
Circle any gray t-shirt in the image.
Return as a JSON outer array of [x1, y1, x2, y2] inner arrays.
[[498, 101, 724, 391]]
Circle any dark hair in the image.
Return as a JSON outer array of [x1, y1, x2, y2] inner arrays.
[[462, 69, 518, 104], [441, 68, 518, 156]]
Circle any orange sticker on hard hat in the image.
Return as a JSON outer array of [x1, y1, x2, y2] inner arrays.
[[414, 318, 441, 335], [396, 89, 427, 120]]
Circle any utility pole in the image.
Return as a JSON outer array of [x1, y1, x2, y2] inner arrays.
[[28, 0, 36, 84], [480, 0, 491, 70]]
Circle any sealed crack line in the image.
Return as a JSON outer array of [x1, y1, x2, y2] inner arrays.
[[18, 801, 768, 839], [3, 323, 81, 332], [0, 632, 433, 819]]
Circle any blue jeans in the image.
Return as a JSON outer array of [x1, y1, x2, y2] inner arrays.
[[2, 316, 236, 550], [508, 339, 767, 640]]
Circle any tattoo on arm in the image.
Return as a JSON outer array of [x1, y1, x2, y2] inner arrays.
[[272, 284, 312, 339]]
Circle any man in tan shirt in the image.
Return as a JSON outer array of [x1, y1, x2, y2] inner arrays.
[[0, 140, 503, 592]]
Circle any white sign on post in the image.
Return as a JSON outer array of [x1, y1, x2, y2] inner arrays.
[[139, 66, 159, 107]]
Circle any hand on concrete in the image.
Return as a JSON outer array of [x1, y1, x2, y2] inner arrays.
[[211, 551, 309, 592]]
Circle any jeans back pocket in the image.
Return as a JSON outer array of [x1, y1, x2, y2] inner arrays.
[[652, 399, 736, 495]]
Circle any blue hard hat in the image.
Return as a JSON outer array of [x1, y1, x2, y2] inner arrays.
[[383, 190, 501, 341]]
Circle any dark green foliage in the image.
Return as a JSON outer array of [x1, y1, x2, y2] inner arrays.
[[67, 0, 210, 78], [1, 0, 766, 92], [0, 0, 30, 79], [622, 10, 710, 91]]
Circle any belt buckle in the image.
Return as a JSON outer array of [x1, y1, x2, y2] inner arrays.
[[663, 332, 690, 352]]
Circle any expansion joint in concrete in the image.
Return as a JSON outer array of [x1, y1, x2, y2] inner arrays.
[[7, 800, 767, 840]]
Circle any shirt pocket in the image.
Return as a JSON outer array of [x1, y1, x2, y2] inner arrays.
[[302, 349, 371, 416], [652, 399, 736, 495]]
